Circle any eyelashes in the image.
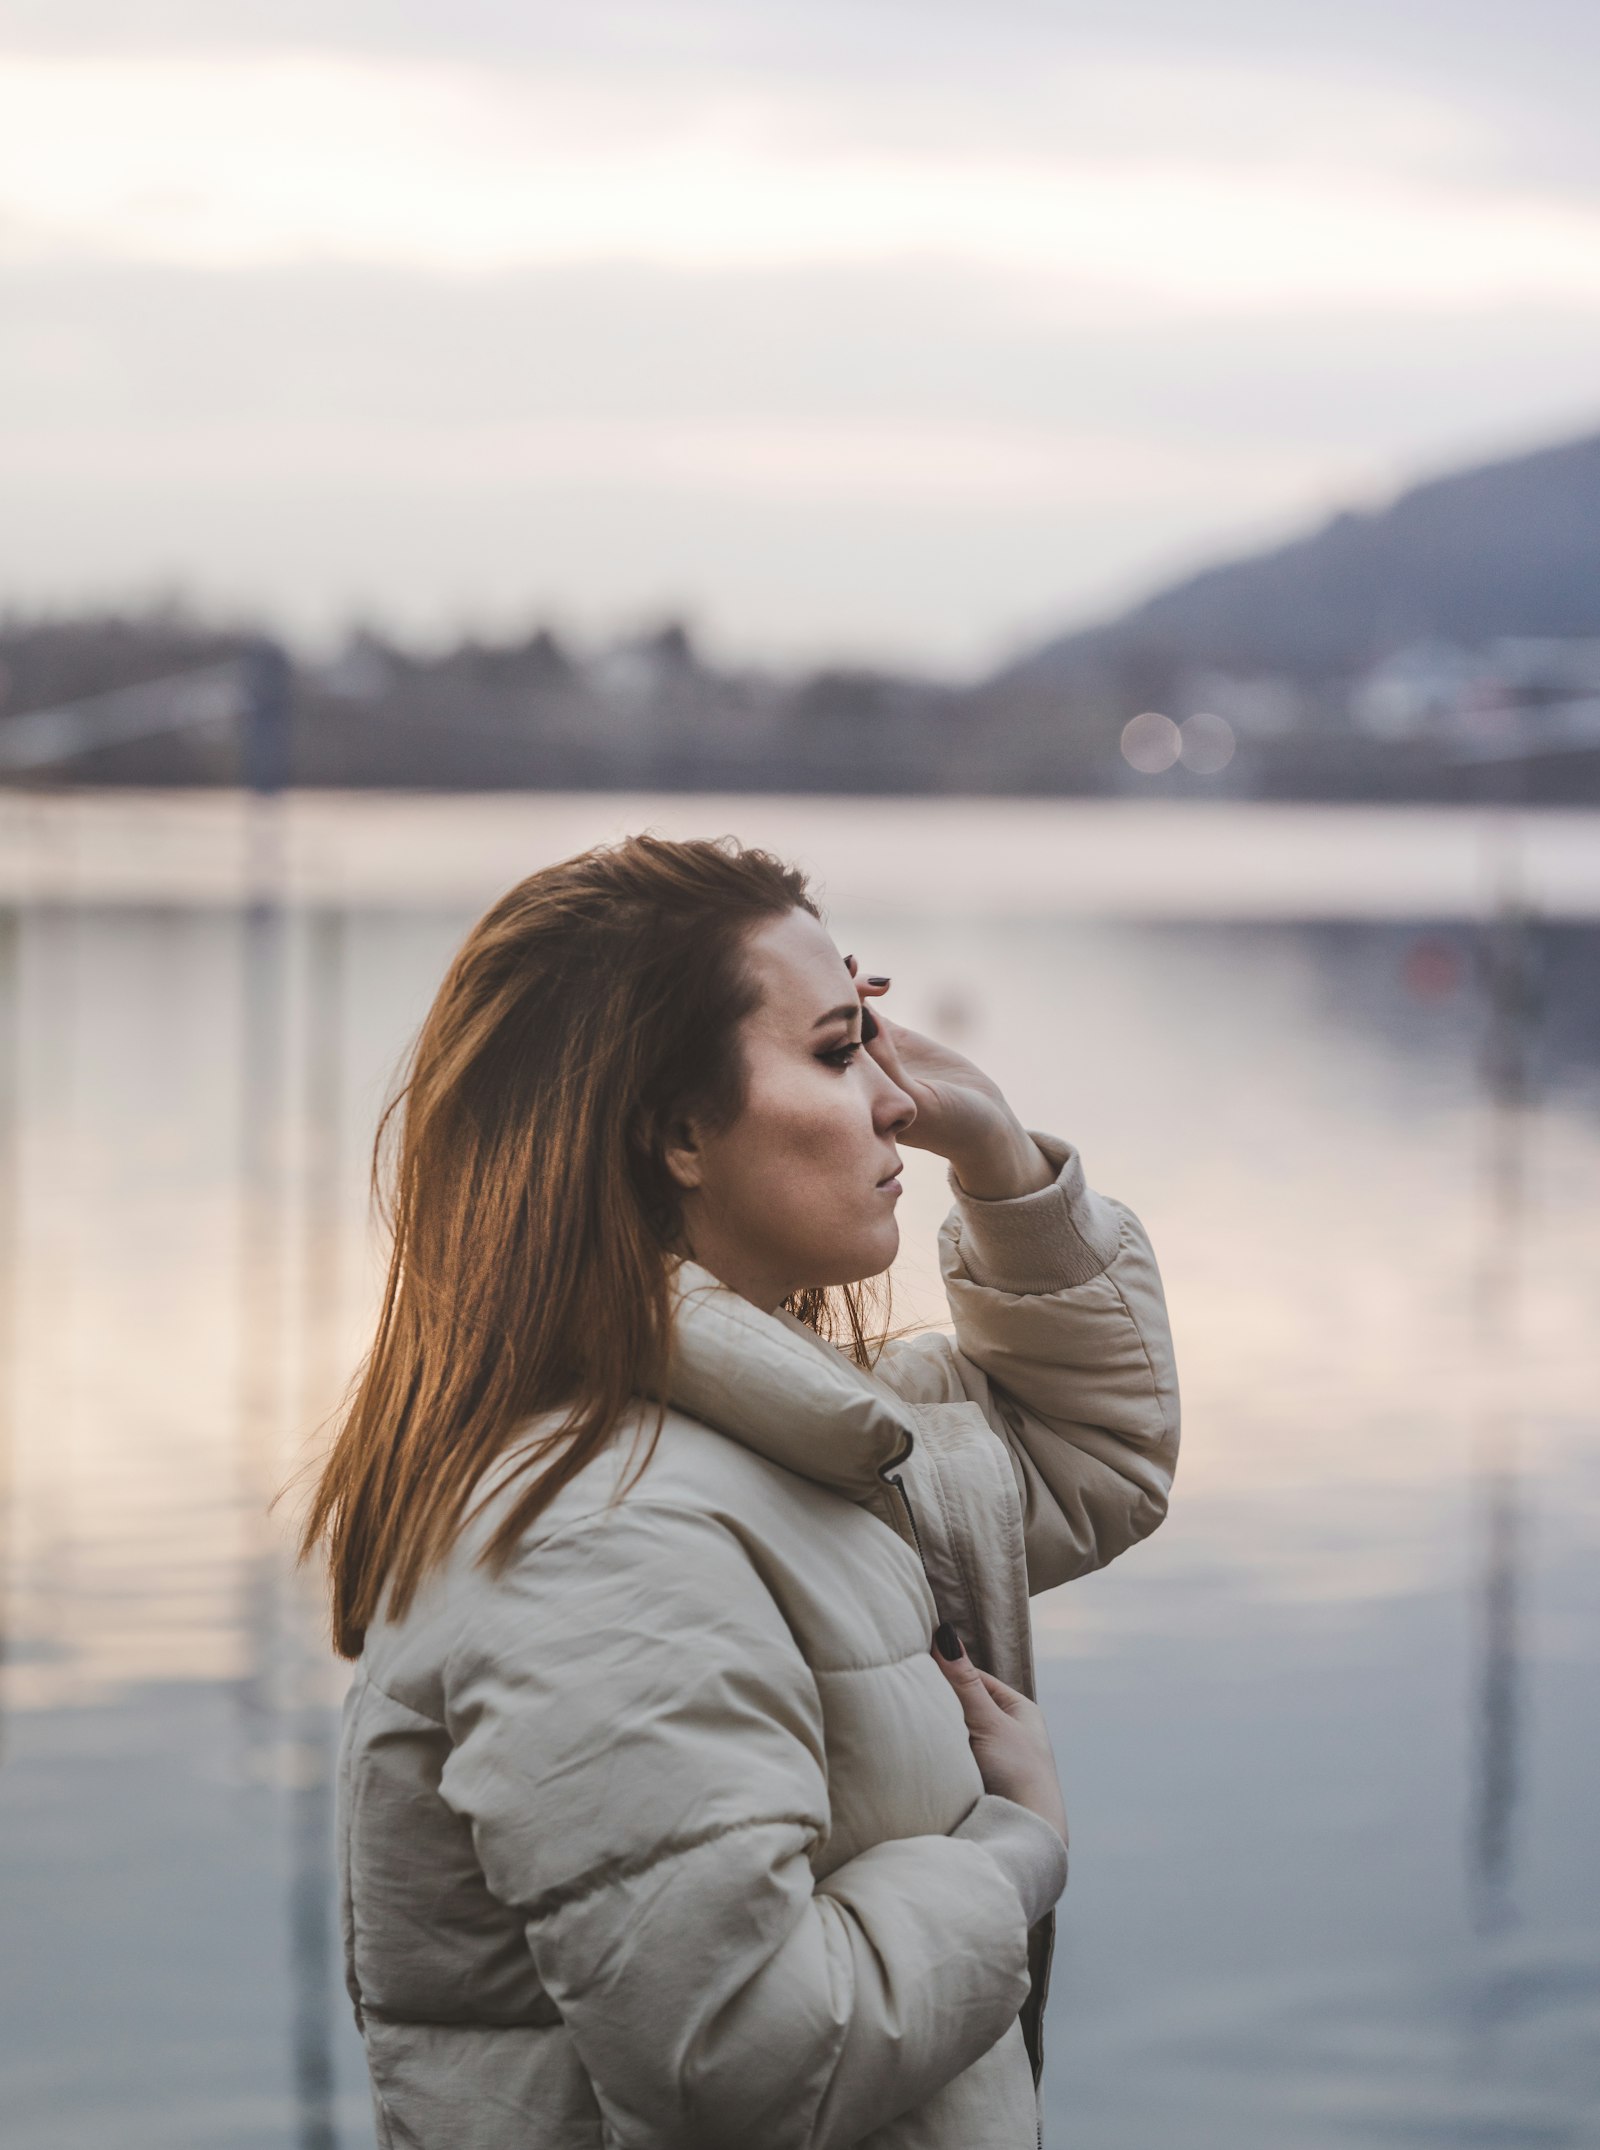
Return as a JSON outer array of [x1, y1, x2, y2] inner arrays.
[[820, 1005, 879, 1068]]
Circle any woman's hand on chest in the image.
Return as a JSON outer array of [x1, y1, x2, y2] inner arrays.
[[931, 1622, 1068, 1847]]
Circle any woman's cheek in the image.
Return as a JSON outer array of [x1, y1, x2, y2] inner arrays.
[[784, 1075, 854, 1157], [746, 1071, 870, 1218]]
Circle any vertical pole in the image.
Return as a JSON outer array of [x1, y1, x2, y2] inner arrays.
[[234, 637, 292, 1770], [243, 641, 293, 799], [289, 904, 344, 2150], [235, 814, 289, 1781], [28, 884, 82, 1713], [0, 907, 17, 1763], [1467, 808, 1536, 1938]]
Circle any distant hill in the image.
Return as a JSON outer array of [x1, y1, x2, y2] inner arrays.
[[1007, 427, 1600, 688]]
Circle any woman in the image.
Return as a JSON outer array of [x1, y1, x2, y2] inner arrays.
[[304, 833, 1179, 2150]]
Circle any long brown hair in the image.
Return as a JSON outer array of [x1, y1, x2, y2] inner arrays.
[[300, 833, 884, 1656]]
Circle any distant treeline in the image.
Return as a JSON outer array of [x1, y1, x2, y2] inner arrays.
[[5, 427, 1600, 802]]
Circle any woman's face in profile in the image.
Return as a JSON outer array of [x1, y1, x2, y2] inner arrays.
[[665, 907, 917, 1311]]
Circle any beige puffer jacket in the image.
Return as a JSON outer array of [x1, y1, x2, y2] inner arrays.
[[339, 1133, 1179, 2150]]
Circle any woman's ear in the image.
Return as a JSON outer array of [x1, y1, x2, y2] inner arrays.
[[660, 1113, 706, 1194]]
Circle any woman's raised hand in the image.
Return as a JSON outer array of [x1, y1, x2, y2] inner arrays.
[[931, 1625, 1068, 1846], [844, 955, 1054, 1200]]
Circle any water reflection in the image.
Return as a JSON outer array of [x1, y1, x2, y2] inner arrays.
[[1468, 880, 1540, 1940], [0, 798, 1595, 2149], [236, 803, 290, 1787], [288, 904, 345, 2150], [0, 904, 16, 1763], [236, 812, 345, 2149]]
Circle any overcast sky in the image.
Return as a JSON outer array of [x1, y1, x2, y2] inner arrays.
[[2, 1, 1598, 671]]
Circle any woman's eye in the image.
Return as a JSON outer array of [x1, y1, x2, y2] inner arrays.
[[820, 1041, 862, 1069]]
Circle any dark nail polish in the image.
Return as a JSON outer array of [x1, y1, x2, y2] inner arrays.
[[867, 975, 890, 987], [934, 1622, 964, 1661], [861, 1008, 879, 1042]]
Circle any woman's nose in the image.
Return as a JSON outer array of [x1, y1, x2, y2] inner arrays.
[[873, 1065, 916, 1134]]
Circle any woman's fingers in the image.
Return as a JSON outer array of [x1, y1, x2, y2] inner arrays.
[[842, 952, 891, 998], [843, 955, 895, 1053], [863, 1009, 906, 1075], [931, 1628, 1069, 1844], [971, 1666, 1031, 1719], [930, 1628, 1007, 1729], [940, 1653, 1032, 1725]]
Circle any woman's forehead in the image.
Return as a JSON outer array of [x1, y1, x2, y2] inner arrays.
[[743, 910, 851, 1029]]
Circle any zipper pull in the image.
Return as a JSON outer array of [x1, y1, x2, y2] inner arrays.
[[883, 1470, 925, 1563]]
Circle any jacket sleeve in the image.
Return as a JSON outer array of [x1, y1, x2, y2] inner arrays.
[[438, 1499, 1067, 2150], [876, 1131, 1179, 1593]]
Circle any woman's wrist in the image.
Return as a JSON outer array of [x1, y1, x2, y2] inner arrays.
[[945, 1130, 1125, 1294], [946, 1120, 1056, 1202]]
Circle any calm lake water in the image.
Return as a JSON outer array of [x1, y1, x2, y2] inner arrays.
[[1, 794, 1597, 2150]]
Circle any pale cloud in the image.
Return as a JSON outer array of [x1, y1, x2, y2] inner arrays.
[[1, 247, 1596, 665], [1, 21, 1598, 663], [0, 447, 1375, 670], [3, 51, 1599, 314], [0, 409, 1346, 508]]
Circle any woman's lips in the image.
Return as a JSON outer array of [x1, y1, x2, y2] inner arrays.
[[876, 1163, 903, 1193]]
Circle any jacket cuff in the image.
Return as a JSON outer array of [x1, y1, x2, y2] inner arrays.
[[947, 1130, 1123, 1294], [952, 1793, 1069, 1928]]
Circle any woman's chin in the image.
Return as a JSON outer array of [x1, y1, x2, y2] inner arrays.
[[819, 1220, 901, 1289]]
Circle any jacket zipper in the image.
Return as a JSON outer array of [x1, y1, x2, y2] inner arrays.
[[886, 1430, 1047, 2142], [876, 1421, 923, 1566], [882, 1469, 925, 1564]]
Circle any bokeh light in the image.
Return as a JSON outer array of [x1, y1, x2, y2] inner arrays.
[[1121, 710, 1182, 774], [1179, 711, 1236, 775]]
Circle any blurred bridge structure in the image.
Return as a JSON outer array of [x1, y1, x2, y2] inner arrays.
[[0, 642, 292, 795]]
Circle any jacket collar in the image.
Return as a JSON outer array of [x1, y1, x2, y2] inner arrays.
[[665, 1258, 915, 1505]]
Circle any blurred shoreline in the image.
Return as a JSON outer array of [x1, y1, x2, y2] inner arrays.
[[3, 788, 1598, 919]]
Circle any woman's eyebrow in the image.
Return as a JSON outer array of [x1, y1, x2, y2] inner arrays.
[[810, 1002, 862, 1032]]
